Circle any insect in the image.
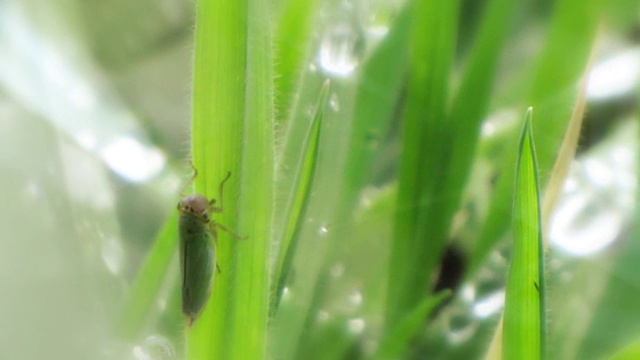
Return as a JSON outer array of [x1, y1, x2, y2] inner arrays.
[[177, 170, 238, 326]]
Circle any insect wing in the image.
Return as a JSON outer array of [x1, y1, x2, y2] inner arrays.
[[179, 211, 215, 324]]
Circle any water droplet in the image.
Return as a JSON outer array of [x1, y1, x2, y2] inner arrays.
[[471, 290, 504, 319], [329, 93, 340, 112], [445, 309, 478, 345], [550, 120, 637, 256], [318, 225, 329, 235], [584, 158, 613, 187], [340, 0, 355, 11], [347, 289, 363, 308], [460, 284, 476, 303], [100, 136, 166, 183], [347, 318, 366, 334], [587, 48, 640, 100], [317, 310, 330, 323], [318, 23, 363, 78], [156, 298, 167, 312], [304, 104, 316, 117], [68, 82, 97, 111], [75, 129, 98, 150], [281, 286, 291, 302], [481, 109, 518, 138], [102, 236, 124, 275], [132, 335, 175, 360], [358, 185, 389, 208], [331, 263, 345, 278], [359, 0, 394, 39], [24, 180, 41, 198]]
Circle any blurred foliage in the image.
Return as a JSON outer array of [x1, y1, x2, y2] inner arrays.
[[3, 0, 640, 359]]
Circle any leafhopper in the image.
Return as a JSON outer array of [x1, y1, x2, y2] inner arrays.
[[177, 171, 238, 326]]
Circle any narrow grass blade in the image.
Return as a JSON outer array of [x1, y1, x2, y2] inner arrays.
[[484, 45, 596, 360], [541, 40, 597, 241], [503, 108, 546, 359], [227, 0, 275, 358], [187, 0, 247, 359], [483, 318, 503, 360], [374, 290, 451, 360], [273, 0, 320, 122], [444, 0, 517, 219], [387, 0, 459, 327], [115, 213, 178, 340], [470, 0, 601, 275], [272, 80, 329, 314], [341, 4, 411, 201]]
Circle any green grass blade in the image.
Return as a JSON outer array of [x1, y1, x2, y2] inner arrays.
[[341, 4, 411, 201], [114, 212, 178, 340], [187, 0, 247, 358], [470, 0, 600, 275], [387, 0, 459, 327], [503, 108, 546, 359], [484, 59, 592, 360], [271, 6, 417, 357], [272, 80, 328, 314], [228, 0, 274, 358], [374, 290, 451, 360], [273, 0, 319, 122], [444, 0, 517, 219]]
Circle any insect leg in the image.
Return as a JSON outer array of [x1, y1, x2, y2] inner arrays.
[[179, 162, 199, 197], [214, 222, 248, 240], [210, 171, 232, 213], [206, 222, 223, 274]]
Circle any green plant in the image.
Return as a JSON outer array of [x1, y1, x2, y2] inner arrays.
[[4, 0, 640, 359]]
